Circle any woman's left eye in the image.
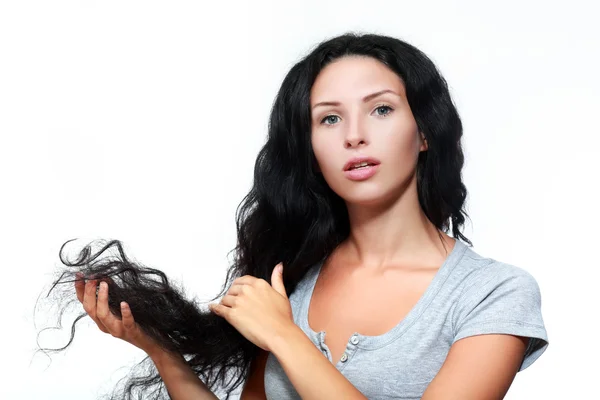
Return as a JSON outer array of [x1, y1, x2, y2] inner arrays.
[[374, 105, 393, 116]]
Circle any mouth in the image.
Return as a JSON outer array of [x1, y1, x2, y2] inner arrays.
[[343, 158, 381, 171], [343, 163, 380, 181], [346, 162, 378, 171]]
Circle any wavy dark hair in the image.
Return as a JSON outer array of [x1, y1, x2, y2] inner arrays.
[[35, 31, 471, 399]]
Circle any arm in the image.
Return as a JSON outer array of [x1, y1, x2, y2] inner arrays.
[[429, 263, 548, 398], [421, 334, 529, 400], [78, 277, 219, 399], [240, 350, 269, 400], [270, 325, 368, 400], [148, 347, 219, 400], [254, 327, 527, 400], [209, 268, 366, 399]]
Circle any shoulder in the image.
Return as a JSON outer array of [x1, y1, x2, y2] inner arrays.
[[452, 244, 542, 302], [459, 254, 543, 307], [449, 248, 549, 371], [452, 243, 544, 317]]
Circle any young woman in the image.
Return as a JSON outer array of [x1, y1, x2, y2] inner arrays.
[[41, 32, 549, 399]]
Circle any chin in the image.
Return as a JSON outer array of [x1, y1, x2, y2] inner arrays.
[[346, 197, 388, 208], [339, 189, 391, 208]]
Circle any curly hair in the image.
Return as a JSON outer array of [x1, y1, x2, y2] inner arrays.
[[35, 31, 471, 399]]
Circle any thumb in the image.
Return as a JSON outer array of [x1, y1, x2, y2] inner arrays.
[[270, 262, 287, 298]]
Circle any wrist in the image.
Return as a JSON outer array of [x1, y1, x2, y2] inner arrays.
[[270, 323, 304, 356], [146, 345, 180, 363]]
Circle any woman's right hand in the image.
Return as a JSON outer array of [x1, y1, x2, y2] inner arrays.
[[75, 273, 161, 356]]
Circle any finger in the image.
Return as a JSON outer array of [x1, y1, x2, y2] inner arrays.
[[231, 275, 258, 287], [220, 294, 238, 308], [82, 279, 110, 334], [210, 303, 230, 319], [75, 272, 85, 303], [270, 263, 287, 298], [225, 285, 243, 296], [96, 281, 121, 336], [82, 279, 98, 318], [120, 301, 136, 331]]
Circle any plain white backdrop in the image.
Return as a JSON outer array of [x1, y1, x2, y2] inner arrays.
[[1, 0, 598, 398]]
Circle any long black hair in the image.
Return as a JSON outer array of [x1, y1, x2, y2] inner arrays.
[[35, 31, 471, 399]]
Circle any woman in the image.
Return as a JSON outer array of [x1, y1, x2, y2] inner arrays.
[[39, 32, 549, 399]]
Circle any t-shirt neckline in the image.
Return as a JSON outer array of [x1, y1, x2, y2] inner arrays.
[[299, 238, 469, 350]]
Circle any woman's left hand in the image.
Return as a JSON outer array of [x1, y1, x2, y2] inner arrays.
[[208, 263, 295, 352]]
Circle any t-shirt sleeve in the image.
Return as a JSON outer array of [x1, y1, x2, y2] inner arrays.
[[452, 261, 549, 371]]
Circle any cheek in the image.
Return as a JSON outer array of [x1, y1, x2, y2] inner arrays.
[[394, 138, 418, 159], [383, 128, 421, 161], [311, 134, 337, 171]]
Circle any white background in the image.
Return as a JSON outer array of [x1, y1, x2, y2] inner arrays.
[[1, 1, 598, 399]]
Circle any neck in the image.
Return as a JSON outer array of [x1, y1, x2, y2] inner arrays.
[[340, 178, 455, 270]]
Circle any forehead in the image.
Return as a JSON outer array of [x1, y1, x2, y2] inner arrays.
[[310, 56, 405, 103]]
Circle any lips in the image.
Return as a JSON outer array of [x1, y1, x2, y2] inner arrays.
[[344, 163, 380, 181], [343, 156, 381, 171], [348, 162, 376, 170]]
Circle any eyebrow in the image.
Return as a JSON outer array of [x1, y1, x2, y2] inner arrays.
[[311, 89, 400, 110]]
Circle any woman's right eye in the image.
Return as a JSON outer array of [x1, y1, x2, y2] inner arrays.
[[321, 115, 340, 125]]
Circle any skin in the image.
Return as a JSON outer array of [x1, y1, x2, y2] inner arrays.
[[305, 55, 528, 399], [75, 273, 159, 353], [75, 55, 528, 399], [75, 275, 219, 399], [239, 55, 526, 399], [309, 55, 454, 272]]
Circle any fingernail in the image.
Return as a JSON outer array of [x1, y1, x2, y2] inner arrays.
[[101, 282, 107, 290]]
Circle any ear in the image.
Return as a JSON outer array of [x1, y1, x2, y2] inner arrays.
[[420, 132, 428, 151]]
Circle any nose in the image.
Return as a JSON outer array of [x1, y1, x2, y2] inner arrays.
[[344, 116, 368, 149]]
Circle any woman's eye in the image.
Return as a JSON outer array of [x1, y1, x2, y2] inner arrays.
[[375, 105, 393, 116], [321, 115, 340, 125], [319, 105, 393, 126]]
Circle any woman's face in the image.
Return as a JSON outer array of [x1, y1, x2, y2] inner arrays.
[[310, 55, 427, 207]]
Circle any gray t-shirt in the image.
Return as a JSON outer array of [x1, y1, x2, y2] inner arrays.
[[264, 239, 549, 399]]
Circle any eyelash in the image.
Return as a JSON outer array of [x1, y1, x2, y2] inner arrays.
[[319, 104, 395, 126]]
